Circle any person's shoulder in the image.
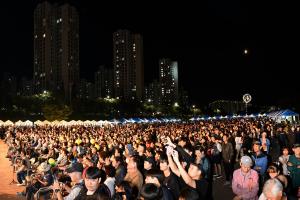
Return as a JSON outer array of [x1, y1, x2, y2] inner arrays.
[[249, 169, 259, 177], [196, 178, 208, 187], [233, 168, 241, 174]]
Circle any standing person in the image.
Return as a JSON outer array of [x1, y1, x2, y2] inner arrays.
[[145, 169, 174, 200], [194, 145, 211, 181], [235, 133, 243, 162], [251, 141, 268, 177], [111, 156, 126, 185], [278, 147, 290, 176], [222, 134, 234, 185], [265, 164, 288, 194], [159, 153, 180, 200], [278, 127, 289, 150], [287, 143, 300, 197], [211, 135, 222, 178], [232, 156, 259, 200], [295, 126, 300, 144], [124, 155, 144, 197], [144, 156, 156, 175], [260, 132, 271, 155], [171, 149, 209, 199]]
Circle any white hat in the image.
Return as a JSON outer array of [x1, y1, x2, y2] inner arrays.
[[37, 162, 51, 172], [240, 156, 253, 167]]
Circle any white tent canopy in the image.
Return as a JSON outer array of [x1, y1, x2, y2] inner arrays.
[[268, 109, 299, 123]]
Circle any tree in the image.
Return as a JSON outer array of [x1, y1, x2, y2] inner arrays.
[[42, 104, 72, 121]]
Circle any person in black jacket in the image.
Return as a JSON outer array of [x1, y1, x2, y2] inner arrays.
[[74, 166, 111, 200], [145, 169, 174, 200]]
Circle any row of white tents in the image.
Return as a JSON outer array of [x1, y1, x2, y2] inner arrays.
[[1, 110, 298, 127], [0, 120, 111, 127], [0, 118, 182, 127]]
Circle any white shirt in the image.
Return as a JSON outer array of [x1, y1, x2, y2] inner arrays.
[[104, 177, 115, 197]]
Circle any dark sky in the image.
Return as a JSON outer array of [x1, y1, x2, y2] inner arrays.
[[0, 1, 299, 107]]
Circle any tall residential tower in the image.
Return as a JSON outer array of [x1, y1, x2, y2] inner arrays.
[[33, 2, 79, 101], [159, 58, 178, 105], [113, 30, 144, 101]]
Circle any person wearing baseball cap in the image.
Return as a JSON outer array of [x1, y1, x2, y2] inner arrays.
[[65, 162, 84, 173], [53, 162, 84, 200], [251, 140, 268, 176], [232, 156, 259, 200]]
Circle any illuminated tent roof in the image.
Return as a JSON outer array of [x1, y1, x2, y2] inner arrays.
[[268, 109, 299, 118]]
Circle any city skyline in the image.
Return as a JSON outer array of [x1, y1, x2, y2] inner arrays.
[[0, 1, 299, 108]]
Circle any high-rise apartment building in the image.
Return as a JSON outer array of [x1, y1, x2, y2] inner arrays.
[[78, 79, 94, 99], [113, 30, 144, 101], [144, 80, 160, 105], [132, 34, 144, 101], [159, 58, 178, 105], [0, 73, 17, 97], [33, 1, 53, 93], [94, 66, 113, 98], [19, 77, 33, 96], [33, 2, 79, 101]]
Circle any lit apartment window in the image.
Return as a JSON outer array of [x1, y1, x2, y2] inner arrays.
[[121, 57, 125, 61], [43, 33, 46, 38], [121, 40, 124, 43]]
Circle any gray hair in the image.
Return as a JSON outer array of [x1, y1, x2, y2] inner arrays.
[[263, 178, 283, 197]]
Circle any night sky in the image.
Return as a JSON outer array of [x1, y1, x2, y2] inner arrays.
[[0, 1, 299, 108]]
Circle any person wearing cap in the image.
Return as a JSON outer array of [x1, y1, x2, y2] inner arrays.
[[251, 140, 268, 176], [232, 156, 259, 200], [53, 162, 84, 200], [287, 143, 300, 195]]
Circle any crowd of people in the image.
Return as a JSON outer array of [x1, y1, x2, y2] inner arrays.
[[1, 117, 300, 200]]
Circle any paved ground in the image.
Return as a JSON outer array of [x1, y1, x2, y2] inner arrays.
[[0, 140, 235, 200], [0, 140, 26, 200], [212, 174, 235, 200]]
